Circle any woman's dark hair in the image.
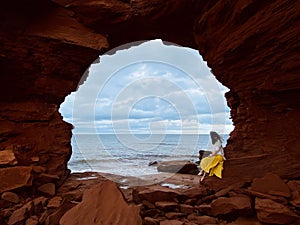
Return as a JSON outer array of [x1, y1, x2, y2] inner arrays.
[[210, 131, 223, 144]]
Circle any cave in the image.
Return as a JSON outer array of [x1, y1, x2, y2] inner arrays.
[[59, 39, 233, 177], [0, 0, 299, 193]]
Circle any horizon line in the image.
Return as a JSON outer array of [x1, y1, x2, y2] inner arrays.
[[72, 132, 231, 135]]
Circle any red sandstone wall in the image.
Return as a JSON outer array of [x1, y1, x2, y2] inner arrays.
[[0, 0, 299, 189]]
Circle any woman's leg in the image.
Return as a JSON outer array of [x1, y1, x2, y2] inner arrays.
[[198, 170, 204, 176], [200, 172, 206, 183]]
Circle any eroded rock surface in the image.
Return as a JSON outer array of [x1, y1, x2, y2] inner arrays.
[[60, 180, 142, 225], [0, 0, 299, 205], [0, 172, 299, 225]]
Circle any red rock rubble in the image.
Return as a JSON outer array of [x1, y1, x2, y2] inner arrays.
[[0, 0, 300, 224]]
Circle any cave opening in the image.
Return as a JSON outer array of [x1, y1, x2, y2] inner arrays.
[[59, 39, 233, 178]]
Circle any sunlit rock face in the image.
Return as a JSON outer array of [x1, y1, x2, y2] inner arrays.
[[0, 0, 299, 189]]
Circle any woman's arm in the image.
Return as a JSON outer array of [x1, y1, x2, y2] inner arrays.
[[210, 140, 222, 156]]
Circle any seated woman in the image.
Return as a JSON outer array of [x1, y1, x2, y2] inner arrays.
[[198, 131, 226, 182]]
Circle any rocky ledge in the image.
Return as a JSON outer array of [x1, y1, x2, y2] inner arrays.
[[0, 172, 299, 225]]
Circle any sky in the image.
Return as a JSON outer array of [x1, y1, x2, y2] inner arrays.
[[59, 39, 234, 134]]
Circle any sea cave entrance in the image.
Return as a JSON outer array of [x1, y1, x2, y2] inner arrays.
[[59, 39, 233, 180]]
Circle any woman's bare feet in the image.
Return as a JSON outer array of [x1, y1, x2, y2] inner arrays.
[[198, 170, 204, 176], [199, 172, 206, 184]]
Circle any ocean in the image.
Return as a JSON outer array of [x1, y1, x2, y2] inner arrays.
[[68, 133, 229, 177]]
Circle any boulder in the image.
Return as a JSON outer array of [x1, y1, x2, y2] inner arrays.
[[38, 183, 56, 196], [250, 173, 291, 198], [60, 180, 142, 225], [157, 161, 199, 174], [0, 167, 32, 193], [179, 187, 208, 199], [210, 195, 252, 216], [255, 198, 299, 224], [133, 185, 180, 204], [244, 189, 288, 205], [1, 192, 19, 204], [0, 150, 18, 165]]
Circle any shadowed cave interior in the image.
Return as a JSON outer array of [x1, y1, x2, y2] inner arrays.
[[0, 0, 299, 224]]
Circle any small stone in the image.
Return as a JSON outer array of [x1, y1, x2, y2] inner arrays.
[[143, 217, 159, 225], [194, 204, 212, 214], [227, 216, 261, 225], [8, 201, 33, 225], [140, 209, 160, 218], [0, 149, 18, 165], [160, 220, 184, 225], [8, 207, 27, 225], [38, 183, 56, 196], [287, 180, 300, 194], [2, 209, 13, 218], [142, 200, 155, 209], [39, 173, 60, 183], [179, 204, 194, 214], [45, 199, 77, 225], [47, 196, 62, 208], [287, 180, 300, 208], [1, 192, 19, 204], [26, 217, 38, 225], [31, 166, 46, 173], [187, 214, 217, 224], [290, 196, 300, 208], [33, 196, 48, 207], [31, 156, 39, 162], [165, 212, 186, 219], [155, 201, 179, 212], [39, 211, 49, 224]]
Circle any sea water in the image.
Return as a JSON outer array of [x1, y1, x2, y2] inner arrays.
[[68, 133, 229, 177]]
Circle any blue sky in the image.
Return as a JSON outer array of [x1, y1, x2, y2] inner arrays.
[[59, 40, 233, 134]]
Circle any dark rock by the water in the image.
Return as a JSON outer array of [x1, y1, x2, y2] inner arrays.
[[148, 161, 158, 166], [156, 160, 199, 175]]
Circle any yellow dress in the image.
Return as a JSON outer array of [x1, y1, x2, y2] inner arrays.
[[200, 140, 225, 179], [200, 155, 224, 178]]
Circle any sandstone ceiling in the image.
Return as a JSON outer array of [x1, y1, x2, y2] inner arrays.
[[0, 0, 299, 189]]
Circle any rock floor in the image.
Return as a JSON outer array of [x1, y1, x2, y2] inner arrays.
[[0, 172, 299, 225]]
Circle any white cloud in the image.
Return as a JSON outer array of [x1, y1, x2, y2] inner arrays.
[[59, 40, 234, 134]]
